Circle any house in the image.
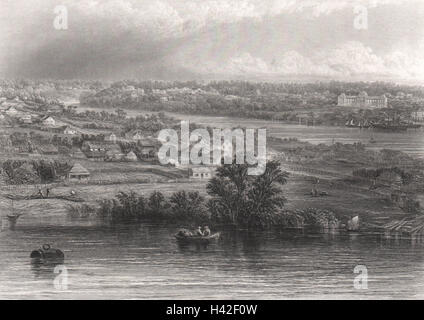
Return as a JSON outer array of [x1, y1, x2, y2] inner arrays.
[[412, 108, 424, 122], [105, 145, 124, 161], [68, 163, 90, 182], [124, 151, 138, 162], [19, 114, 32, 124], [338, 92, 387, 108], [81, 141, 113, 161], [138, 138, 158, 158], [125, 130, 143, 141], [188, 166, 215, 179], [5, 106, 18, 116], [105, 133, 118, 143], [42, 116, 56, 127], [63, 126, 79, 135]]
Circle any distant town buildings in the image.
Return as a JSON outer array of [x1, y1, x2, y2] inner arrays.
[[338, 92, 387, 108]]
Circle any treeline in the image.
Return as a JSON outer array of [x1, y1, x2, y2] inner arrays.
[[353, 167, 414, 185], [89, 190, 339, 229], [88, 160, 340, 229], [85, 79, 424, 97], [1, 160, 72, 184], [96, 190, 209, 224], [80, 80, 424, 126], [63, 107, 173, 136]]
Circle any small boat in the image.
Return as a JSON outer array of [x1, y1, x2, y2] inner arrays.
[[346, 216, 360, 232], [175, 232, 221, 244], [30, 244, 65, 261]]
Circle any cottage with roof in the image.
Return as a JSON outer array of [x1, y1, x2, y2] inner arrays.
[[138, 138, 158, 158], [188, 166, 216, 179], [63, 126, 79, 135], [124, 151, 138, 162], [81, 141, 110, 161], [68, 163, 90, 182], [19, 114, 32, 124], [105, 145, 124, 161], [42, 116, 56, 127], [105, 133, 118, 143], [5, 106, 19, 116]]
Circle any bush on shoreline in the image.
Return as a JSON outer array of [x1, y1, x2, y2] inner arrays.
[[91, 161, 340, 229], [93, 190, 339, 229]]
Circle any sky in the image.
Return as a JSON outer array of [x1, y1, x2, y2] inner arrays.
[[1, 0, 424, 82]]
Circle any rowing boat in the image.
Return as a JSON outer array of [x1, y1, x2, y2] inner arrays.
[[175, 232, 221, 244]]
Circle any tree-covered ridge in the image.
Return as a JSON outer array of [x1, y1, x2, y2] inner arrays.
[[79, 80, 424, 126]]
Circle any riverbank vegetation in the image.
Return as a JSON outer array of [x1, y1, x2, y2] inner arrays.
[[82, 160, 340, 229]]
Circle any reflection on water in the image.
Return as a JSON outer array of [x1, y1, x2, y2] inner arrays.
[[1, 223, 424, 299]]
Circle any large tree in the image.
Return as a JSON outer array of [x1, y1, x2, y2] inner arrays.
[[206, 160, 289, 227]]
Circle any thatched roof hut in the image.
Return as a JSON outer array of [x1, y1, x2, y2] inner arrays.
[[68, 163, 90, 181]]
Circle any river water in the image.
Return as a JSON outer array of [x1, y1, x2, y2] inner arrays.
[[1, 222, 424, 299], [164, 113, 424, 159], [8, 105, 419, 299]]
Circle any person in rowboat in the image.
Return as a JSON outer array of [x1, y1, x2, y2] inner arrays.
[[203, 226, 211, 236], [194, 226, 204, 236]]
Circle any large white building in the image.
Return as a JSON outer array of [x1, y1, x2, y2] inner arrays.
[[338, 91, 387, 108]]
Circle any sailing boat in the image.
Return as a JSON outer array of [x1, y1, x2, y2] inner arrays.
[[346, 216, 360, 231]]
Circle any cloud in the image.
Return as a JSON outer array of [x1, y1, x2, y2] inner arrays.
[[2, 0, 414, 40], [0, 0, 422, 80], [67, 0, 414, 36], [189, 41, 424, 80]]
